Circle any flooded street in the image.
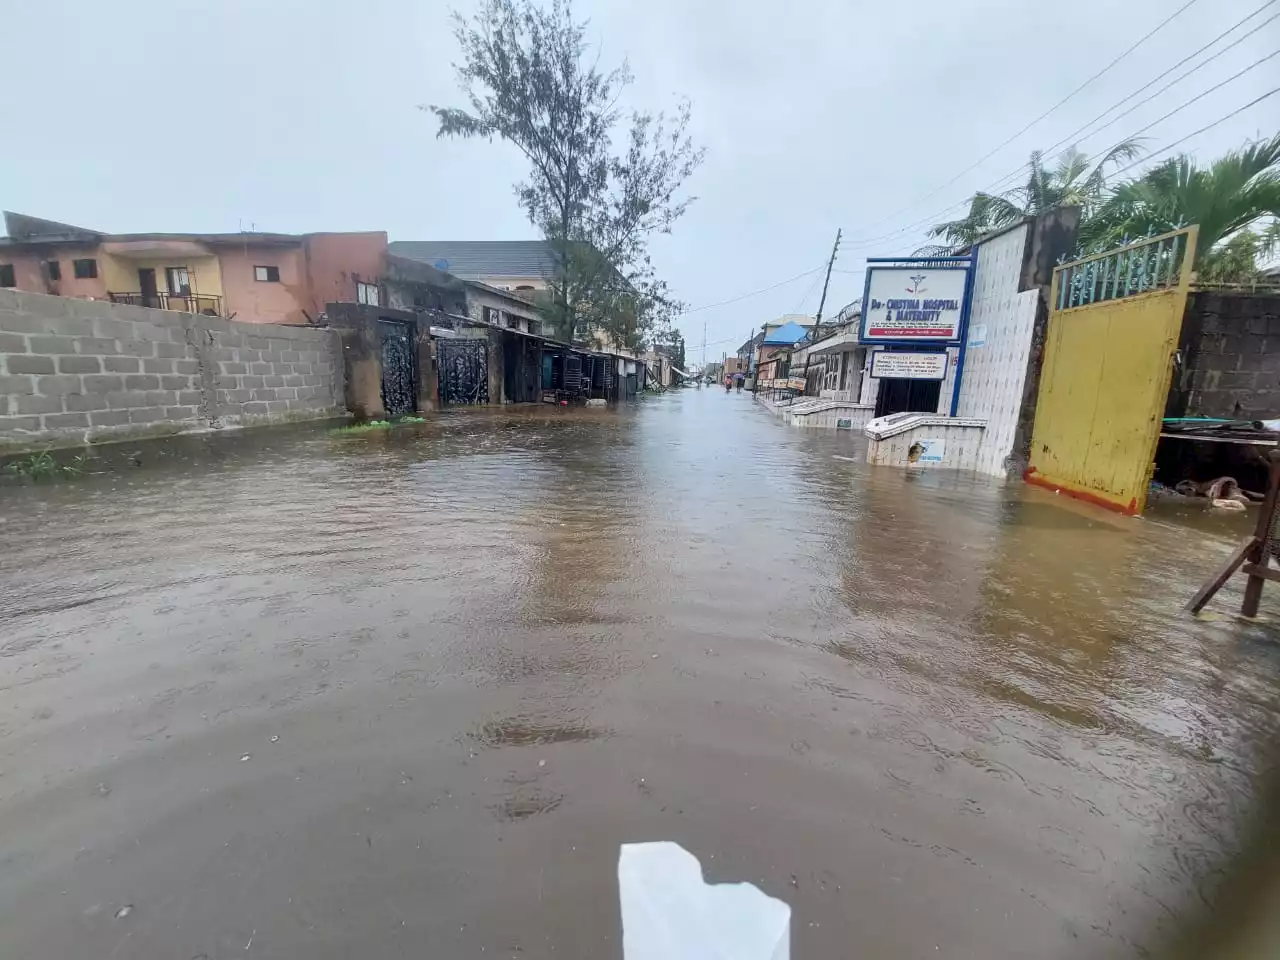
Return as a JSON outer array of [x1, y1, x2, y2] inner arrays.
[[4, 389, 1280, 959]]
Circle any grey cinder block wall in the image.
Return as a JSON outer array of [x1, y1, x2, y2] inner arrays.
[[1169, 292, 1280, 421], [0, 289, 346, 452]]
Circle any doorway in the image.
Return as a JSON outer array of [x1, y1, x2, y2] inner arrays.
[[137, 268, 159, 308], [379, 320, 417, 417], [874, 378, 941, 418], [438, 338, 489, 406]]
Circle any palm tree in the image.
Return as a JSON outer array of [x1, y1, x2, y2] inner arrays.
[[920, 140, 1143, 254], [1078, 133, 1280, 276]]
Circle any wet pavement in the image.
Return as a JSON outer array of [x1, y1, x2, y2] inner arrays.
[[3, 389, 1280, 959]]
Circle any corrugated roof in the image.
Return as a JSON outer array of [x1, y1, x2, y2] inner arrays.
[[763, 321, 810, 345], [388, 240, 556, 279]]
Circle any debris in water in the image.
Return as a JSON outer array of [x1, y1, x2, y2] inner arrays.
[[239, 754, 251, 762], [538, 759, 546, 768], [270, 735, 279, 743], [651, 653, 660, 659], [94, 782, 111, 798], [114, 904, 133, 920]]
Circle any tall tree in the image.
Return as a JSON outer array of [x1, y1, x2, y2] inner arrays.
[[429, 0, 704, 347], [920, 141, 1142, 253], [1079, 133, 1280, 279]]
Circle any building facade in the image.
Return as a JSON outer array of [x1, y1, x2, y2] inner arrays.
[[0, 212, 386, 326]]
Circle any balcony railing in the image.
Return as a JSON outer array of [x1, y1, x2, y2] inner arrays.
[[108, 292, 223, 316]]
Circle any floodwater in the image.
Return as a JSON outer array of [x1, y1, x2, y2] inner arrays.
[[2, 390, 1280, 959]]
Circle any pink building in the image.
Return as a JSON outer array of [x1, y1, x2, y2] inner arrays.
[[0, 212, 387, 325]]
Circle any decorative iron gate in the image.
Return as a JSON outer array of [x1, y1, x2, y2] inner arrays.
[[1026, 227, 1198, 515], [438, 338, 489, 406], [379, 321, 417, 417]]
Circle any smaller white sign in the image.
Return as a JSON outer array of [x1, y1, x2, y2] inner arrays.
[[870, 351, 948, 380], [967, 323, 987, 348], [909, 438, 946, 463]]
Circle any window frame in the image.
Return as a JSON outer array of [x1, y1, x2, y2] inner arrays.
[[356, 281, 380, 306], [72, 258, 98, 280], [45, 260, 61, 281], [165, 266, 191, 296], [0, 264, 15, 288], [254, 265, 280, 283]]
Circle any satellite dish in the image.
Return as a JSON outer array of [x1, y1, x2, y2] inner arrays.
[[433, 258, 450, 271]]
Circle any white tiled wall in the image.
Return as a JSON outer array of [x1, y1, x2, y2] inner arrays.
[[956, 224, 1040, 477]]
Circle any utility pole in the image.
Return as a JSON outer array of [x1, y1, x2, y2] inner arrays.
[[803, 229, 842, 397], [701, 321, 707, 375], [814, 228, 842, 327], [749, 325, 759, 396]]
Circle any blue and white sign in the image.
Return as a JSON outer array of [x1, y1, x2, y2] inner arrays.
[[910, 438, 946, 463], [860, 264, 971, 344]]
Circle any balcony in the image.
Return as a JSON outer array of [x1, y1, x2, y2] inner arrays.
[[108, 292, 223, 316]]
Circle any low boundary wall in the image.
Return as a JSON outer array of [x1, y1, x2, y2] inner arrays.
[[0, 289, 345, 452]]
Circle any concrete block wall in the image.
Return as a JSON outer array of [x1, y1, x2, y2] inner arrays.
[[1171, 292, 1280, 420], [0, 290, 345, 451]]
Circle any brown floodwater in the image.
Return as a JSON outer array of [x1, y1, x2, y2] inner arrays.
[[2, 389, 1280, 959]]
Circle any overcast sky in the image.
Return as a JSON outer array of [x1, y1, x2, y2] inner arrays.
[[2, 0, 1276, 359]]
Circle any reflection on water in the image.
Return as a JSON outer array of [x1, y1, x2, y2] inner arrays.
[[1, 393, 1279, 959]]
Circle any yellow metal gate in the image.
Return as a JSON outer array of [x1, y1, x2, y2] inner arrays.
[[1025, 227, 1197, 515]]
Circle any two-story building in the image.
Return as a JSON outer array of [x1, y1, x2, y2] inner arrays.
[[0, 212, 386, 325]]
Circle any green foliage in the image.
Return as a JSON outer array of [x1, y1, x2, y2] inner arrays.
[[329, 416, 428, 436], [429, 0, 704, 348], [3, 449, 86, 481], [329, 420, 392, 435], [926, 133, 1280, 283], [924, 140, 1141, 250], [1079, 133, 1280, 273], [1196, 223, 1280, 284]]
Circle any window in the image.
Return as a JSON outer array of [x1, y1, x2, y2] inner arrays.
[[483, 306, 501, 325], [72, 258, 98, 279], [506, 314, 521, 329], [45, 260, 61, 281], [165, 266, 191, 295], [356, 281, 379, 306], [254, 265, 280, 283], [0, 264, 14, 288]]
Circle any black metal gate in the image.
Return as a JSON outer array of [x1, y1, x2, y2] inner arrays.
[[379, 321, 417, 417], [438, 338, 489, 406]]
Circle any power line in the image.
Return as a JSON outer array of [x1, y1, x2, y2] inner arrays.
[[849, 0, 1203, 235], [1106, 86, 1280, 178], [836, 2, 1272, 254], [1101, 50, 1280, 153], [677, 264, 825, 316], [1024, 2, 1280, 173], [678, 44, 1278, 327], [791, 270, 824, 313], [835, 55, 1280, 258]]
